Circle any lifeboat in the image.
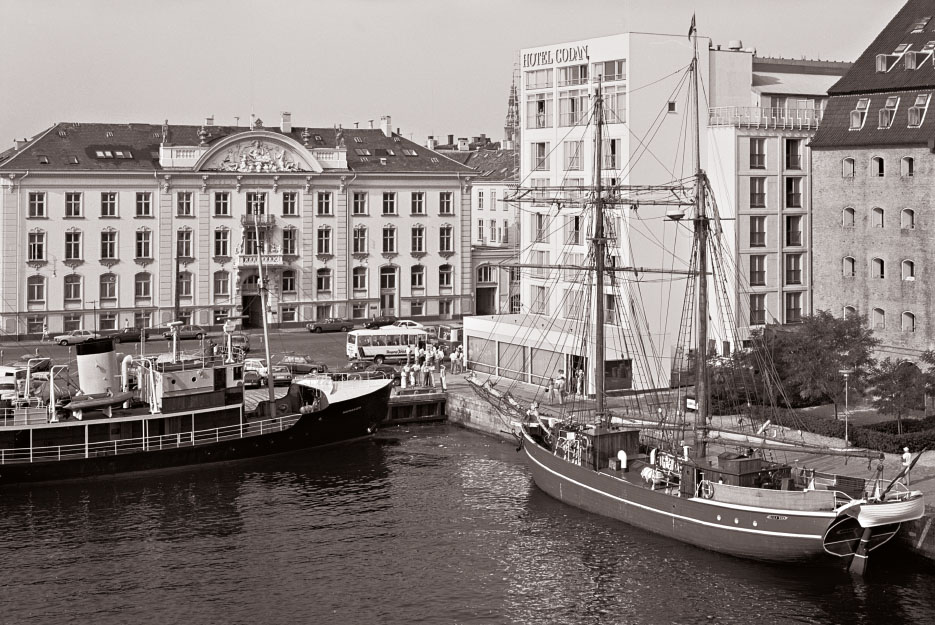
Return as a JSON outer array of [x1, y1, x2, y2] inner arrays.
[[857, 491, 925, 528]]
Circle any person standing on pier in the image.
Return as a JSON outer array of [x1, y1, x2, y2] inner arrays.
[[439, 364, 447, 391], [556, 370, 567, 406], [902, 447, 912, 485]]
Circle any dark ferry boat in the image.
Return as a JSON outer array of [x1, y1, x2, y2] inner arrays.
[[0, 337, 391, 485]]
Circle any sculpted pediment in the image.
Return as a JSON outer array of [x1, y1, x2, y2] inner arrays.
[[197, 132, 322, 173]]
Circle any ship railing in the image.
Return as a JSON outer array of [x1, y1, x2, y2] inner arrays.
[[0, 413, 302, 465]]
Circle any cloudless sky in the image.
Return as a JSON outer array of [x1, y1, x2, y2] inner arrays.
[[0, 0, 906, 147]]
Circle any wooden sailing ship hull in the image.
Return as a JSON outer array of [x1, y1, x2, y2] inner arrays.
[[0, 381, 392, 486], [522, 431, 836, 563]]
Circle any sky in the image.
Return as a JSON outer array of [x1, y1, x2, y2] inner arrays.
[[0, 0, 907, 146]]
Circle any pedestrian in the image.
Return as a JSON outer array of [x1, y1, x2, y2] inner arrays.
[[902, 447, 912, 485], [41, 322, 49, 343], [557, 369, 567, 405], [575, 368, 584, 396], [439, 364, 447, 391], [401, 362, 410, 389], [411, 362, 420, 387], [547, 377, 556, 404], [406, 344, 412, 365], [423, 360, 433, 387], [461, 348, 469, 373]]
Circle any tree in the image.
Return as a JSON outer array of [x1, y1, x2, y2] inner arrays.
[[870, 358, 925, 434]]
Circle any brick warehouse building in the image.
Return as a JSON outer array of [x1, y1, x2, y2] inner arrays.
[[811, 0, 935, 358], [0, 114, 475, 337]]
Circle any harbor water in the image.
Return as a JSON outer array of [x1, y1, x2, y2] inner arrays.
[[1, 423, 933, 625]]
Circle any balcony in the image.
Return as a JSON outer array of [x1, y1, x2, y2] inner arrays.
[[235, 245, 286, 268], [241, 213, 276, 228], [708, 106, 823, 130]]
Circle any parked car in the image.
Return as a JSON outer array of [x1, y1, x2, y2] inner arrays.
[[163, 325, 207, 340], [105, 327, 153, 343], [365, 315, 398, 329], [276, 354, 328, 375], [54, 329, 100, 346], [269, 365, 294, 386], [243, 369, 263, 388], [306, 318, 354, 333], [392, 319, 425, 329], [342, 359, 373, 373], [229, 333, 251, 354], [366, 363, 401, 385], [243, 358, 268, 379]]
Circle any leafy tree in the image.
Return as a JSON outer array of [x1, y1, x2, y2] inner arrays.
[[870, 358, 925, 435]]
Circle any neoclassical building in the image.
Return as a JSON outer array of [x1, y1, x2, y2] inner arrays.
[[0, 114, 475, 337]]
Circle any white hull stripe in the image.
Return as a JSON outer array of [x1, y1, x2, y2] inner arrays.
[[524, 433, 825, 541]]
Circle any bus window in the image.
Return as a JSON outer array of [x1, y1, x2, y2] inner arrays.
[[360, 336, 372, 347]]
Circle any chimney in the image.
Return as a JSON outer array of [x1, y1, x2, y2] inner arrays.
[[426, 136, 437, 150], [380, 115, 393, 137], [13, 138, 27, 150], [281, 112, 292, 133], [480, 133, 487, 144], [205, 116, 215, 126], [458, 137, 470, 151], [447, 134, 454, 145]]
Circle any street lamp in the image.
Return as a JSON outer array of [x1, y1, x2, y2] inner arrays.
[[839, 369, 853, 447]]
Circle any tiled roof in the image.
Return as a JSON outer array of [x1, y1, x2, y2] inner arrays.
[[810, 90, 935, 148], [829, 0, 935, 95], [438, 148, 518, 182], [0, 122, 473, 174]]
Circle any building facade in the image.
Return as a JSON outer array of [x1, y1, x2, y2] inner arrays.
[[0, 115, 475, 337], [811, 0, 935, 358]]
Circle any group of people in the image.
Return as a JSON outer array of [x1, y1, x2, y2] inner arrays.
[[400, 343, 468, 390], [544, 367, 586, 406]]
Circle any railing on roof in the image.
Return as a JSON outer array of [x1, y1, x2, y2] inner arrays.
[[708, 106, 823, 130]]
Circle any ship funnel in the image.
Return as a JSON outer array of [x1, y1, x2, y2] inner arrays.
[[75, 339, 118, 395]]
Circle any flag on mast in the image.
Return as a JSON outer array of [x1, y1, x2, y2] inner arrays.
[[688, 13, 696, 39]]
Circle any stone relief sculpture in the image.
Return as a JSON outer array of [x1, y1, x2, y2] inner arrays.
[[207, 140, 307, 172]]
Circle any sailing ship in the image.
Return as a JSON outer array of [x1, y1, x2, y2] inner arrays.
[[469, 25, 924, 574], [0, 216, 392, 486]]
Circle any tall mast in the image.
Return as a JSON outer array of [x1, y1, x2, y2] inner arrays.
[[593, 83, 606, 423], [255, 214, 276, 412], [690, 23, 709, 460]]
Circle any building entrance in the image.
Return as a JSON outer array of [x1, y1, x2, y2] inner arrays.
[[476, 287, 497, 315]]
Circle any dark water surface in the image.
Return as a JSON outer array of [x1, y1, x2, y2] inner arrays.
[[1, 424, 933, 625]]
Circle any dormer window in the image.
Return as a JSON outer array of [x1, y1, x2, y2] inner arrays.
[[95, 150, 114, 159], [878, 96, 899, 129], [354, 137, 363, 143], [354, 148, 371, 156], [895, 43, 910, 54], [850, 98, 870, 130], [911, 18, 930, 33], [908, 93, 931, 127]]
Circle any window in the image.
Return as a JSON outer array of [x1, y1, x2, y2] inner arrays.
[[411, 192, 425, 215], [785, 253, 802, 285], [844, 305, 857, 319], [477, 219, 484, 242], [531, 142, 550, 171], [439, 299, 453, 316], [872, 307, 885, 330], [531, 285, 549, 314], [489, 219, 498, 242], [878, 96, 899, 129], [317, 226, 332, 255], [750, 216, 766, 247], [282, 228, 297, 255], [911, 17, 931, 33], [559, 64, 587, 86], [177, 229, 193, 258], [410, 300, 424, 316], [214, 192, 230, 216], [281, 269, 296, 293], [135, 272, 151, 298], [63, 275, 81, 302], [243, 230, 259, 255], [101, 192, 117, 217], [177, 191, 193, 216], [785, 139, 802, 170], [903, 312, 916, 333], [100, 274, 117, 300], [439, 192, 454, 215], [62, 314, 80, 332], [477, 266, 495, 283], [667, 101, 677, 113], [850, 98, 870, 130], [510, 294, 521, 314], [411, 265, 425, 289], [353, 267, 367, 291], [842, 158, 855, 178], [411, 225, 424, 252], [908, 93, 931, 127], [135, 230, 151, 259], [382, 192, 397, 215], [750, 177, 766, 208], [872, 257, 885, 279], [214, 271, 229, 297], [353, 226, 368, 254], [871, 156, 885, 177], [525, 68, 553, 89], [28, 231, 45, 261], [28, 192, 46, 218], [439, 264, 453, 288], [282, 192, 298, 216], [559, 89, 589, 126], [317, 192, 332, 215], [439, 225, 453, 252], [65, 192, 82, 217], [785, 177, 802, 208], [785, 215, 802, 246], [526, 93, 553, 128], [353, 192, 368, 215], [592, 58, 626, 81], [317, 268, 332, 292], [27, 275, 45, 303], [382, 226, 396, 253], [901, 157, 915, 177], [100, 230, 117, 260], [280, 306, 296, 323], [749, 255, 766, 286], [750, 138, 766, 169], [534, 213, 548, 242], [134, 311, 152, 328], [602, 138, 621, 169], [872, 207, 884, 228], [843, 207, 855, 227], [246, 192, 266, 215], [902, 259, 916, 280], [604, 85, 627, 123], [352, 303, 368, 319], [902, 208, 916, 229], [785, 292, 802, 324], [843, 256, 856, 277], [65, 231, 82, 260], [214, 228, 229, 257], [380, 267, 396, 290], [26, 315, 46, 334], [178, 271, 192, 297], [355, 148, 371, 157], [565, 215, 583, 245]]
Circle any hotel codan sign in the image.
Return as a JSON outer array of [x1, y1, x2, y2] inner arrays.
[[522, 45, 589, 68]]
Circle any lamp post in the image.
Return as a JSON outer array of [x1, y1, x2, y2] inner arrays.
[[839, 369, 853, 447]]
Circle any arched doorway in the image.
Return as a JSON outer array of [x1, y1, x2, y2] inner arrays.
[[475, 265, 497, 315], [241, 274, 262, 328], [380, 266, 397, 316]]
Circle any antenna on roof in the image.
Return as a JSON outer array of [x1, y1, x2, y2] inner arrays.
[[354, 122, 360, 129]]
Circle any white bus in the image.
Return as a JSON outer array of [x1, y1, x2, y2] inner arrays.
[[346, 328, 429, 363]]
